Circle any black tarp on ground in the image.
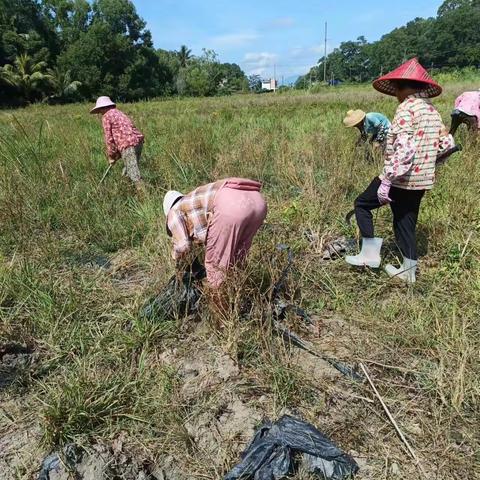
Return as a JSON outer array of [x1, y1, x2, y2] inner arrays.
[[225, 415, 359, 480]]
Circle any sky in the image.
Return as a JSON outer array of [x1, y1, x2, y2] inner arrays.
[[133, 0, 442, 83]]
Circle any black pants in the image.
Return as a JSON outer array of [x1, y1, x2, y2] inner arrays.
[[354, 177, 425, 260]]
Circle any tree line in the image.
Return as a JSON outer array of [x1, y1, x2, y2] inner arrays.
[[296, 0, 480, 87], [0, 0, 249, 106]]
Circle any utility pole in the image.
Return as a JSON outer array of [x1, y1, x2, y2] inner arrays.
[[323, 21, 328, 83], [273, 63, 277, 93]]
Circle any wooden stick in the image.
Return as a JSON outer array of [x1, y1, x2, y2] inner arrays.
[[360, 363, 428, 479], [99, 163, 113, 185]]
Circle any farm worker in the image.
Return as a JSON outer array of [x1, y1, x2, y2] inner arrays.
[[450, 89, 480, 136], [163, 178, 267, 288], [90, 96, 145, 188], [345, 58, 454, 283], [343, 110, 391, 149]]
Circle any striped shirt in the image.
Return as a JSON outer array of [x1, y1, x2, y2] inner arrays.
[[167, 181, 224, 259], [383, 94, 451, 190]]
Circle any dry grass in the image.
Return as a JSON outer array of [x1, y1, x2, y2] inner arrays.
[[0, 81, 479, 479]]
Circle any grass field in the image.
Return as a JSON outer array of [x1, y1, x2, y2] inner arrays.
[[0, 80, 479, 479]]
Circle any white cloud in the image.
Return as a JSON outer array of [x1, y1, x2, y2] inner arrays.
[[267, 17, 296, 28], [209, 32, 259, 48], [242, 52, 279, 76]]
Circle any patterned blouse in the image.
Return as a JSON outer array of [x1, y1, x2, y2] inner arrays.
[[102, 108, 144, 160], [167, 181, 225, 259], [382, 94, 454, 190]]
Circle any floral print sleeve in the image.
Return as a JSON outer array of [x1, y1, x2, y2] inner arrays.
[[102, 114, 120, 160], [383, 133, 416, 181], [383, 107, 415, 181]]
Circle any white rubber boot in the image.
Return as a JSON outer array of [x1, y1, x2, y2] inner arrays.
[[345, 237, 383, 268], [385, 257, 417, 284]]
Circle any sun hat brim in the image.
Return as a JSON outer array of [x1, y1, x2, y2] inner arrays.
[[372, 78, 442, 98], [90, 97, 116, 114], [343, 110, 366, 127], [372, 58, 442, 98], [90, 103, 116, 114]]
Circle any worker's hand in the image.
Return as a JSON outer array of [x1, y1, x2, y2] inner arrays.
[[440, 126, 449, 137], [377, 178, 392, 205], [108, 156, 118, 165], [372, 141, 381, 150]]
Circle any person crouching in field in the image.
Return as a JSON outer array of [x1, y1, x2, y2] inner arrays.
[[163, 178, 267, 289], [343, 109, 391, 151], [450, 89, 480, 136], [90, 96, 145, 189], [345, 58, 454, 284]]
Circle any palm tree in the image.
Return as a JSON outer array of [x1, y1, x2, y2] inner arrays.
[[47, 67, 82, 102], [0, 54, 53, 102], [177, 45, 192, 68]]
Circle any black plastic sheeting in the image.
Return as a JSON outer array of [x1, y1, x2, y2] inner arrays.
[[224, 415, 359, 480], [37, 444, 82, 480], [141, 259, 205, 321]]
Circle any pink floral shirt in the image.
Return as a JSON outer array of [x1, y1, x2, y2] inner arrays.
[[382, 94, 453, 190], [102, 108, 144, 160], [454, 91, 480, 129]]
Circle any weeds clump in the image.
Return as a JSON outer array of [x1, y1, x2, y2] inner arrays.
[[0, 83, 479, 478]]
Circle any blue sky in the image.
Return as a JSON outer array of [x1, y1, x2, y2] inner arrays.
[[134, 0, 442, 82]]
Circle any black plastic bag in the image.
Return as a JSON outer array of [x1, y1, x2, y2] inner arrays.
[[224, 415, 359, 480], [141, 259, 205, 321]]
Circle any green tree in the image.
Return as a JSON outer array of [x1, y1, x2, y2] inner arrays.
[[0, 53, 53, 102], [58, 0, 165, 100], [46, 66, 82, 103], [0, 0, 57, 65], [248, 74, 262, 92], [217, 63, 248, 95], [300, 0, 480, 85], [41, 0, 91, 47], [177, 45, 192, 68]]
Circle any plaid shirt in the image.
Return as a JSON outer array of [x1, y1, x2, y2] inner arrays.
[[102, 108, 144, 160], [167, 181, 224, 259], [383, 94, 453, 190]]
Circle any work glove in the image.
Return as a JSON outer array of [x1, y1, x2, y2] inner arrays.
[[377, 178, 392, 205]]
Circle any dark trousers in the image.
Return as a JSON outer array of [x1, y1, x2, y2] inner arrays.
[[354, 177, 425, 260]]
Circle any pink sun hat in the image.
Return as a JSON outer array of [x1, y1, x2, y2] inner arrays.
[[90, 96, 116, 114]]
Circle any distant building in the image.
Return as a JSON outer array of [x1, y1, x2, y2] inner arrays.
[[261, 78, 278, 91]]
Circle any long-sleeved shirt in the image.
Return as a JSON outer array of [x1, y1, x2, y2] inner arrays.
[[454, 91, 480, 128], [102, 108, 144, 160], [382, 94, 453, 190], [167, 181, 224, 259], [364, 112, 391, 143]]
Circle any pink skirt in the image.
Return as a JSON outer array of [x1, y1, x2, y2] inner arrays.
[[205, 178, 267, 287]]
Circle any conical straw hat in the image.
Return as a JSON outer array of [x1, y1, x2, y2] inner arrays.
[[343, 110, 366, 127], [372, 58, 442, 98]]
